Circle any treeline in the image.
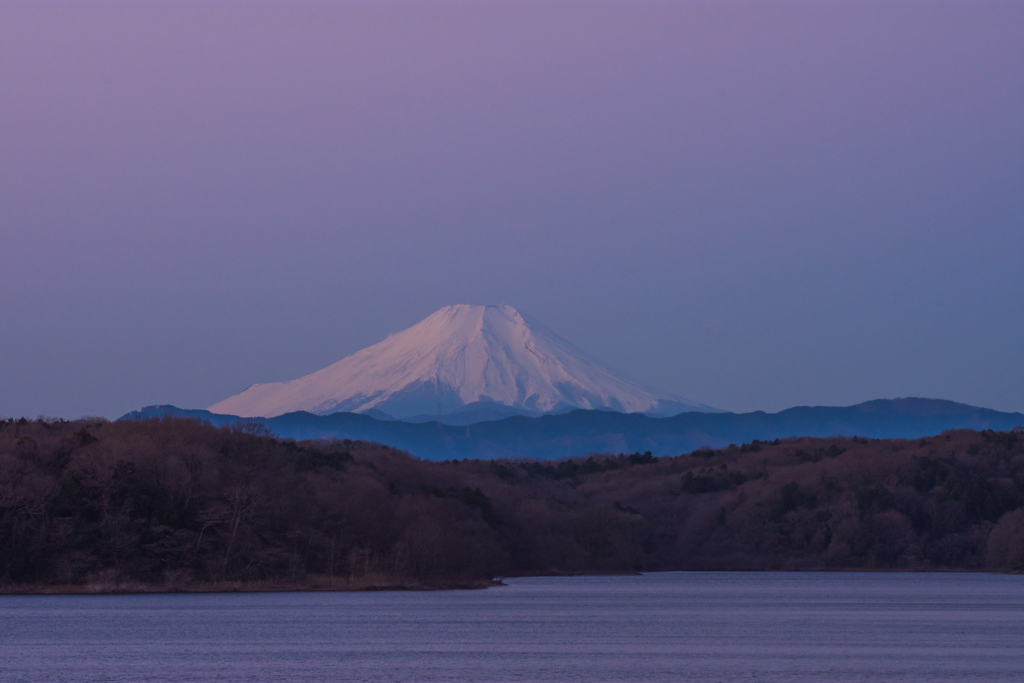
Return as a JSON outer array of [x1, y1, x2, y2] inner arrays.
[[1, 416, 1023, 591]]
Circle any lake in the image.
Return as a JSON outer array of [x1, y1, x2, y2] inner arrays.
[[1, 572, 1022, 682]]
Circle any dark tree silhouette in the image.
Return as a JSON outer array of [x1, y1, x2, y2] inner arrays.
[[1, 417, 1022, 591]]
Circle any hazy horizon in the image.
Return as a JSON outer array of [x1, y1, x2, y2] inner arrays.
[[1, 1, 1021, 419]]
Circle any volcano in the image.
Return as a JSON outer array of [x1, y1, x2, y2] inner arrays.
[[208, 304, 714, 419]]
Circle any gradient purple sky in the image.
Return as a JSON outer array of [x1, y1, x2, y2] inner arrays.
[[1, 1, 1021, 419]]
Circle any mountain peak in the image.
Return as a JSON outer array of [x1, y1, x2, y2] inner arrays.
[[209, 305, 714, 419]]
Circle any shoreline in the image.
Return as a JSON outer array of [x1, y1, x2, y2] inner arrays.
[[0, 576, 504, 596], [2, 568, 1021, 596]]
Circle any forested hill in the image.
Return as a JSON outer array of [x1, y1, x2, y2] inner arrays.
[[2, 416, 1024, 592], [124, 398, 1024, 461]]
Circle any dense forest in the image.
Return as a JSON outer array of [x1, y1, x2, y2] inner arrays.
[[1, 416, 1023, 592]]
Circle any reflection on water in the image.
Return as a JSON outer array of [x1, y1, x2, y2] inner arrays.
[[1, 572, 1023, 682]]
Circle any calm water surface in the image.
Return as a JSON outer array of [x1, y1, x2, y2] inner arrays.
[[1, 572, 1023, 682]]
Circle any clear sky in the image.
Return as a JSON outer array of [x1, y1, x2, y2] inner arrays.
[[1, 1, 1021, 419]]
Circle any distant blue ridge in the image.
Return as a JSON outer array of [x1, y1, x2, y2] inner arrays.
[[119, 398, 1024, 461]]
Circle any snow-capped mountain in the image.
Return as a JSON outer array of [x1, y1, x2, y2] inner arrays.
[[209, 304, 715, 419]]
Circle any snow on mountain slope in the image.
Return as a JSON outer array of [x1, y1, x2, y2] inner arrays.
[[209, 304, 715, 419]]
